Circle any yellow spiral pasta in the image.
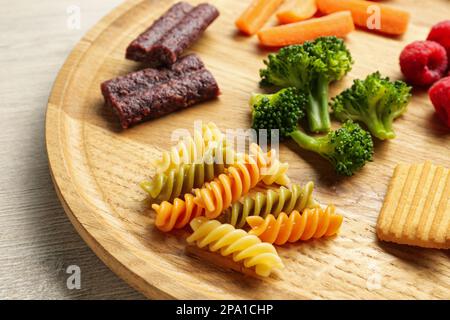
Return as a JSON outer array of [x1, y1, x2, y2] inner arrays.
[[223, 182, 319, 229], [152, 122, 226, 174], [187, 217, 284, 277], [247, 206, 343, 245], [152, 194, 205, 232], [193, 154, 261, 219], [141, 147, 238, 203]]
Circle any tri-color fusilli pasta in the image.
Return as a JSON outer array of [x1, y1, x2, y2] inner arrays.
[[223, 182, 319, 229], [187, 217, 284, 277], [152, 122, 226, 174], [145, 123, 290, 204], [141, 147, 238, 203], [247, 205, 343, 245], [151, 147, 291, 231]]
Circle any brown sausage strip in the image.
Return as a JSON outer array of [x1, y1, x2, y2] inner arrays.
[[126, 2, 219, 66], [152, 4, 220, 66], [101, 54, 204, 104], [101, 54, 220, 129], [126, 2, 194, 63]]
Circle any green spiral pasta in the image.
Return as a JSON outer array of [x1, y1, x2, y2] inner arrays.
[[222, 182, 318, 228], [141, 147, 239, 203]]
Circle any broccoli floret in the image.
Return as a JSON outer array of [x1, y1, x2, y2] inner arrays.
[[251, 91, 373, 176], [260, 36, 354, 133], [250, 88, 306, 139], [331, 72, 412, 140], [290, 122, 374, 176]]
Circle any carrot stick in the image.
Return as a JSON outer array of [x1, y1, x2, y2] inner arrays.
[[277, 0, 318, 24], [316, 0, 410, 35], [258, 11, 354, 47], [236, 0, 284, 36]]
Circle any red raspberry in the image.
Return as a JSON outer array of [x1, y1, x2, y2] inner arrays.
[[427, 20, 450, 58], [429, 76, 450, 128], [400, 41, 448, 87]]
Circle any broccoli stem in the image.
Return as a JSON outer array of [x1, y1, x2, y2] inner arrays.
[[306, 92, 322, 133], [289, 129, 323, 153], [307, 76, 331, 133], [364, 107, 389, 140], [381, 116, 396, 139], [367, 122, 390, 140]]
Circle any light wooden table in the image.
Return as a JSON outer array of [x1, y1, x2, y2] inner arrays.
[[0, 0, 143, 299]]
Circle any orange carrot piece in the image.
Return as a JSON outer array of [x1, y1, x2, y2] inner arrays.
[[277, 0, 318, 24], [258, 11, 354, 47], [316, 0, 410, 35], [236, 0, 284, 36]]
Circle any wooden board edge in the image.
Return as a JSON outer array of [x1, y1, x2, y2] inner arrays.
[[45, 0, 179, 300]]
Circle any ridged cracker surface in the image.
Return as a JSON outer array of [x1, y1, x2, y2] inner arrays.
[[377, 162, 450, 249]]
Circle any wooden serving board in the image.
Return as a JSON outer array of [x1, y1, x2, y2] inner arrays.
[[46, 0, 450, 299]]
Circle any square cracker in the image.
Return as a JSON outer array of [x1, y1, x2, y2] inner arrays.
[[377, 161, 450, 249]]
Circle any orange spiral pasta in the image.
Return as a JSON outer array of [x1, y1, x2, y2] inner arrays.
[[152, 194, 205, 232], [247, 205, 343, 245], [249, 143, 290, 186], [193, 154, 261, 219]]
